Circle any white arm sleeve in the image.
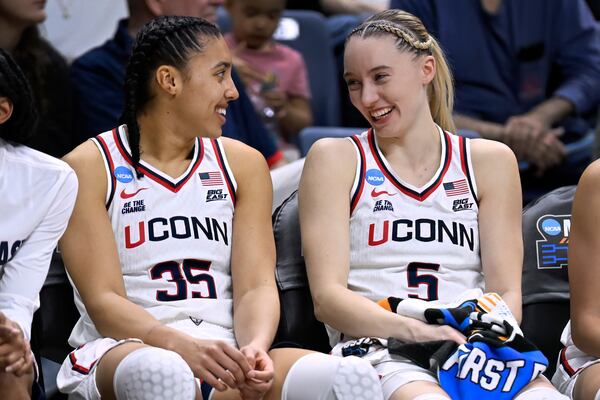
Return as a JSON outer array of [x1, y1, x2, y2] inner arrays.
[[0, 169, 77, 339]]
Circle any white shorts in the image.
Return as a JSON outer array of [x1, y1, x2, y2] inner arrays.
[[552, 345, 600, 397], [57, 337, 143, 399], [59, 318, 236, 398], [332, 339, 438, 400]]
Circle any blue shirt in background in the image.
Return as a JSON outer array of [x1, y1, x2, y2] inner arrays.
[[390, 0, 600, 134]]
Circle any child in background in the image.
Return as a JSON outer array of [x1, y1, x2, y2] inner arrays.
[[225, 0, 313, 155]]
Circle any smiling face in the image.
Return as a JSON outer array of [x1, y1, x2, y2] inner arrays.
[[343, 35, 435, 137], [169, 36, 239, 138], [226, 0, 284, 50]]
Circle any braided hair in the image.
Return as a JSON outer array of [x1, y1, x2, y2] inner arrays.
[[120, 16, 221, 178], [347, 10, 455, 132], [0, 49, 38, 144]]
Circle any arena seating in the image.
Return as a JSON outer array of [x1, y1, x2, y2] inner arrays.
[[271, 190, 330, 352], [36, 185, 577, 395], [521, 186, 575, 377]]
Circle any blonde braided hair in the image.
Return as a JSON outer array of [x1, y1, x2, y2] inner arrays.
[[347, 10, 455, 132], [350, 21, 433, 52]]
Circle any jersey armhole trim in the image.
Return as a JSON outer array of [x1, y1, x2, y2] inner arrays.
[[91, 136, 115, 209], [459, 136, 479, 204], [348, 136, 366, 215], [212, 138, 237, 206], [559, 347, 576, 376]]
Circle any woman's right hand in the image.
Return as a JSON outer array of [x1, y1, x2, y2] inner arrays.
[[402, 318, 467, 345], [172, 337, 253, 392], [0, 313, 33, 377]]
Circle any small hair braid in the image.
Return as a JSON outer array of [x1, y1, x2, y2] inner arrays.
[[0, 48, 38, 144], [350, 21, 432, 52]]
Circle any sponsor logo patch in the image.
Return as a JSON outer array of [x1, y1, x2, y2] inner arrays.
[[121, 199, 146, 214], [114, 166, 134, 183], [536, 215, 570, 269], [452, 198, 474, 212], [189, 316, 203, 326], [371, 188, 396, 198], [373, 200, 394, 212], [206, 189, 228, 202], [120, 187, 148, 200], [365, 169, 385, 186]]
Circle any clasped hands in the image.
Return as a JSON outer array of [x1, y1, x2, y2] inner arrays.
[[178, 338, 274, 400], [0, 312, 33, 377]]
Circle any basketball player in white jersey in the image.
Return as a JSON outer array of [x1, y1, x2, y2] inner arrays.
[[0, 49, 78, 399], [56, 16, 381, 400], [552, 159, 600, 399], [299, 10, 566, 400]]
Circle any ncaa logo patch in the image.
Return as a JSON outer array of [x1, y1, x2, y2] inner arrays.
[[536, 215, 570, 269], [114, 166, 134, 183], [365, 169, 385, 186]]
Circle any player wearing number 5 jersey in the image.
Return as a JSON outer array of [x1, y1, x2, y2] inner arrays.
[[299, 9, 564, 400]]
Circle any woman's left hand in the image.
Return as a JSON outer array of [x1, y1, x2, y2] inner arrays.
[[238, 345, 274, 400]]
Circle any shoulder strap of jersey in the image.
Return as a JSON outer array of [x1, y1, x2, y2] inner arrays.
[[457, 135, 479, 203], [347, 135, 367, 215], [211, 138, 237, 206], [90, 130, 118, 209]]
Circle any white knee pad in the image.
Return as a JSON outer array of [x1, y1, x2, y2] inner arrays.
[[514, 387, 570, 400], [281, 353, 383, 400], [113, 347, 195, 400], [412, 394, 450, 400]]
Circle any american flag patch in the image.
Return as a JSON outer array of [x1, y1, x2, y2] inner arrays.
[[443, 179, 469, 196], [199, 172, 223, 186]]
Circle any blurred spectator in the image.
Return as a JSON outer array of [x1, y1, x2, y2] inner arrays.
[[70, 0, 285, 168], [0, 0, 75, 158], [286, 0, 388, 15], [586, 0, 600, 19], [41, 0, 128, 62], [225, 0, 313, 150], [391, 0, 600, 198]]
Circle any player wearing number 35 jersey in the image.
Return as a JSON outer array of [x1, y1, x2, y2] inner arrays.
[[68, 125, 238, 348]]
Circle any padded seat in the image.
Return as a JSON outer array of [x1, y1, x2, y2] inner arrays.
[[521, 186, 575, 378], [272, 191, 330, 353]]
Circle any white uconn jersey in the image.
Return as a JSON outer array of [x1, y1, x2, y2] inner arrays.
[[345, 127, 483, 324], [69, 125, 237, 347]]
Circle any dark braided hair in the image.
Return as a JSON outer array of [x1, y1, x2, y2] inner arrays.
[[120, 16, 221, 178], [0, 48, 38, 144]]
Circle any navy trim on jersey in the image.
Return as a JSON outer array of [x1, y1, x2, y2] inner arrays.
[[211, 139, 236, 206], [459, 136, 479, 204], [113, 129, 205, 193], [94, 135, 116, 209], [368, 129, 452, 202], [200, 381, 214, 399], [349, 135, 366, 214]]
